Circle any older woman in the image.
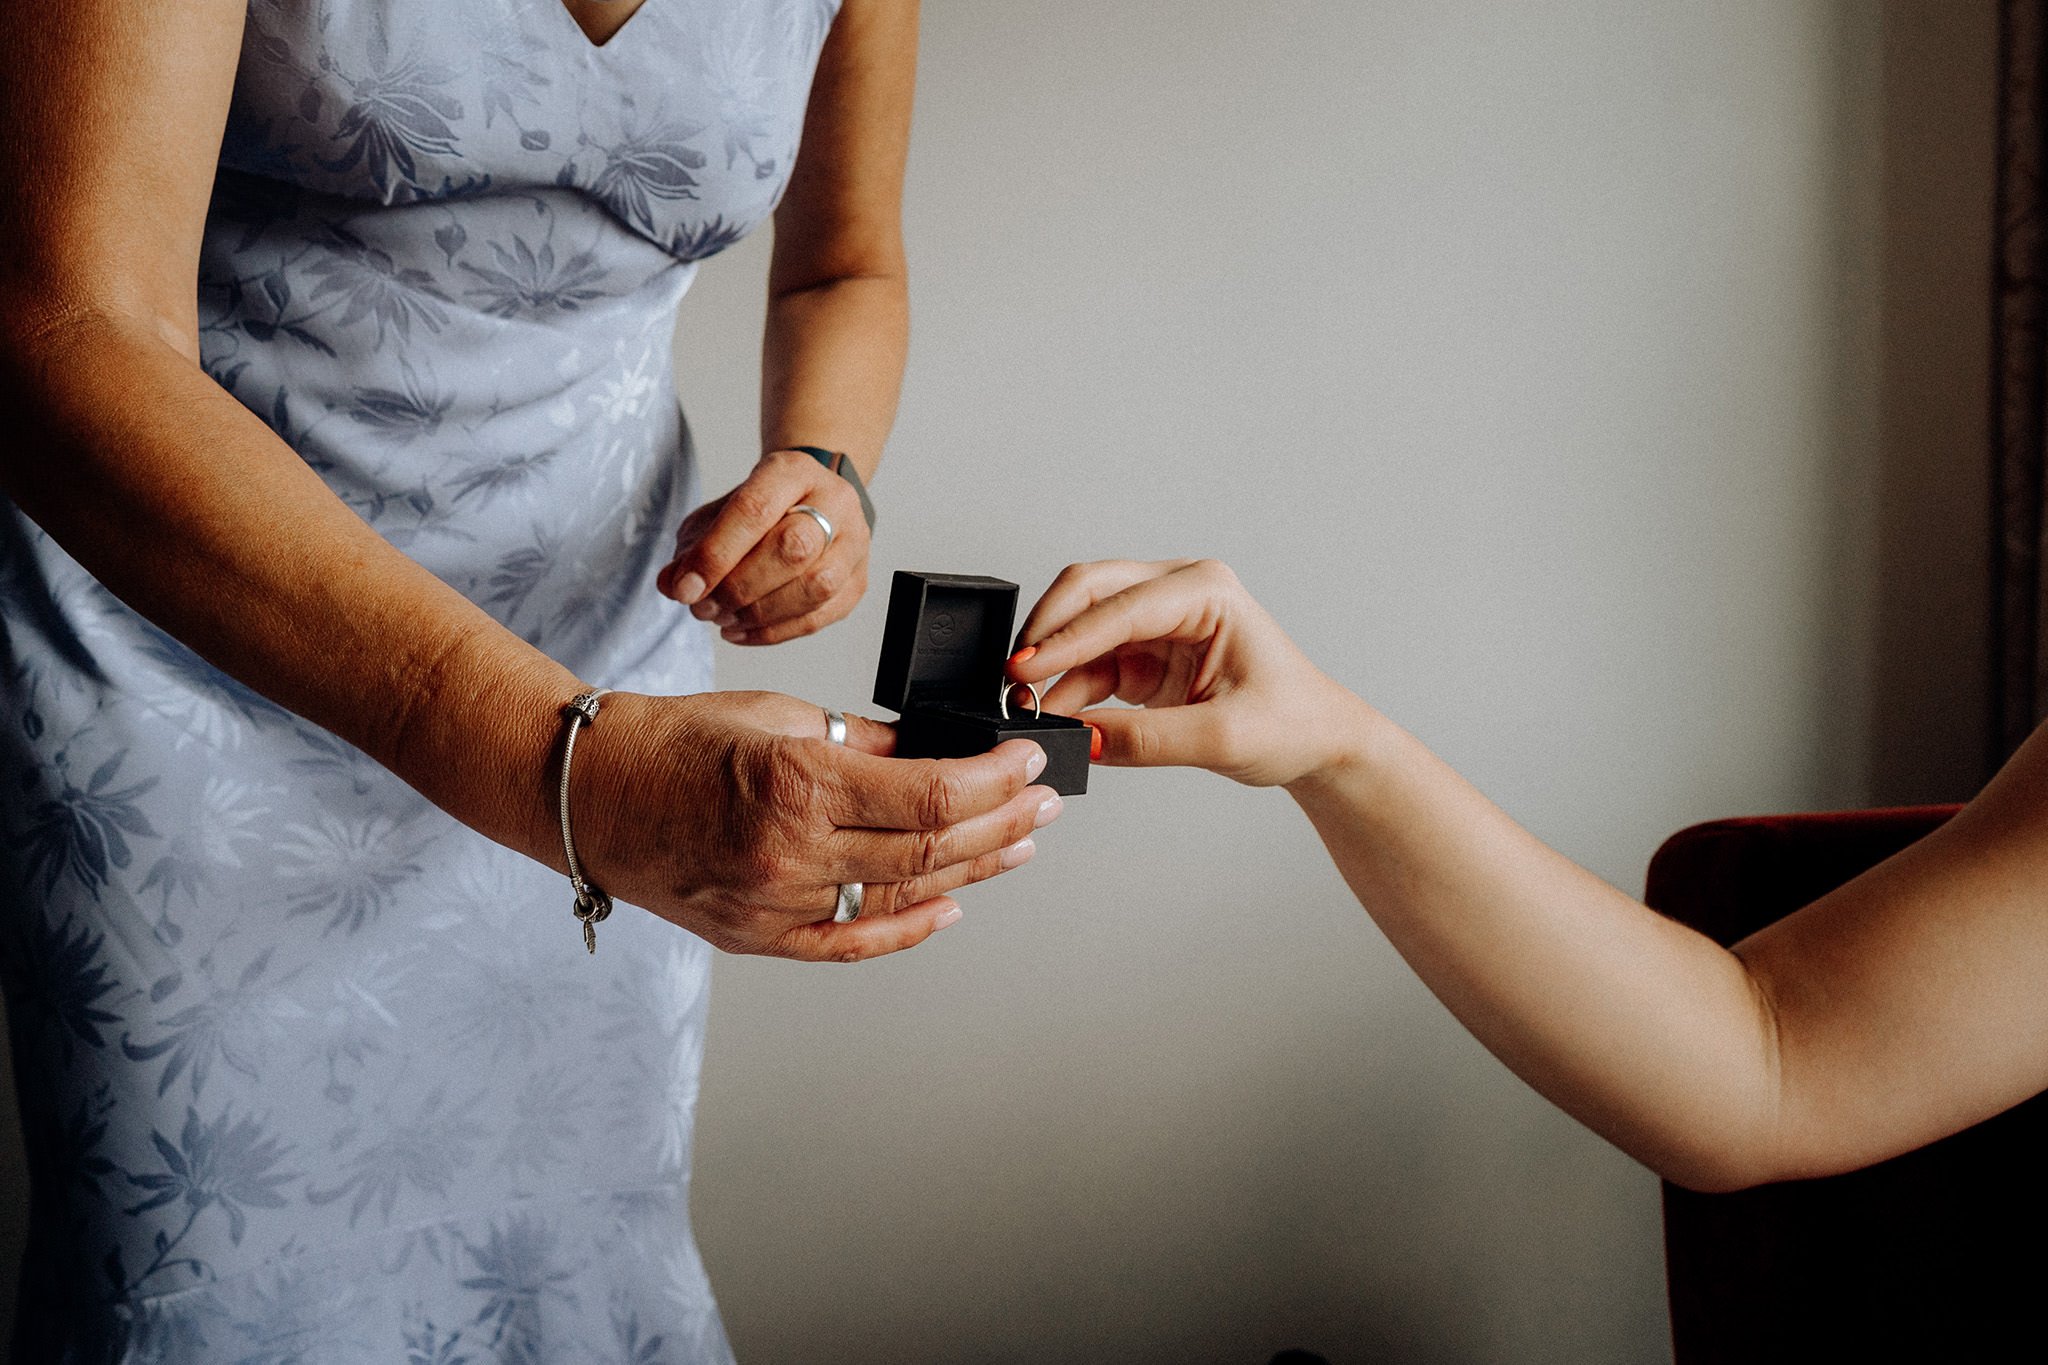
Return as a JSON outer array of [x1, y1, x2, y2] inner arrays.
[[0, 0, 1058, 1359], [1011, 559, 2048, 1193]]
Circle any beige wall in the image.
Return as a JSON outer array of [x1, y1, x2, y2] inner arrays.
[[0, 2, 1999, 1361], [678, 2, 1994, 1362]]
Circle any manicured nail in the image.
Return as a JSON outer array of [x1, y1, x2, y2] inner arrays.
[[721, 627, 754, 644], [676, 571, 707, 605], [711, 611, 738, 628], [1023, 744, 1047, 780], [933, 905, 964, 931], [1088, 724, 1103, 761], [1034, 794, 1063, 828], [690, 601, 719, 621], [1009, 645, 1037, 669], [1000, 838, 1036, 869]]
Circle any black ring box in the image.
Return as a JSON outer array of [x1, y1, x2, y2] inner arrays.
[[873, 571, 1091, 796]]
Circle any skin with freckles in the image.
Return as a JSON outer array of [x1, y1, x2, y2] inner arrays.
[[1012, 558, 2048, 1190], [0, 0, 1042, 965]]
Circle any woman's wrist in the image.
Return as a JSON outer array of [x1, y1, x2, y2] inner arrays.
[[767, 442, 877, 530], [1283, 686, 1399, 807], [380, 624, 589, 871]]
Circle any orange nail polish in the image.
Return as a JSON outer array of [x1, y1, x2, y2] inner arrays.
[[1010, 645, 1037, 667], [1088, 724, 1103, 761]]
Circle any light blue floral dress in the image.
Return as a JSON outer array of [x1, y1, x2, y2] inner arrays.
[[0, 0, 836, 1358]]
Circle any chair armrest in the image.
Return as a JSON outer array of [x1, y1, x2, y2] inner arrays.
[[1645, 805, 1961, 946]]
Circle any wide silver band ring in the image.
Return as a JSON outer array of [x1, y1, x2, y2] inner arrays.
[[997, 679, 1043, 722], [789, 503, 835, 552], [821, 706, 861, 921], [833, 880, 865, 924]]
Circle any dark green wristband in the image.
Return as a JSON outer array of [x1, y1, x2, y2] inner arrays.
[[785, 445, 877, 533]]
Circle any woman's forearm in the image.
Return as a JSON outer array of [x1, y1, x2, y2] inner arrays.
[[758, 271, 908, 480], [1018, 559, 2048, 1184], [1285, 696, 1785, 1191], [2, 307, 578, 868]]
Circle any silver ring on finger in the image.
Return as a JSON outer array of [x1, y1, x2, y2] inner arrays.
[[821, 705, 859, 920], [789, 503, 834, 552], [834, 880, 865, 923]]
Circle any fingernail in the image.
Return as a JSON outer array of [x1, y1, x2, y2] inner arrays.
[[690, 601, 720, 621], [711, 611, 738, 628], [934, 905, 964, 931], [1000, 838, 1036, 870], [1023, 744, 1047, 780], [1034, 794, 1063, 828], [721, 627, 754, 644], [1009, 645, 1037, 668], [1088, 724, 1103, 762], [676, 571, 707, 605]]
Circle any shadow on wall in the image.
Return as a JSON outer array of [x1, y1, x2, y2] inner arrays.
[[1862, 0, 1996, 802], [1811, 0, 1994, 810], [0, 0, 1999, 1357]]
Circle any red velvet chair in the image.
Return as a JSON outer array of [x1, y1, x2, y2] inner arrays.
[[1645, 806, 2048, 1363]]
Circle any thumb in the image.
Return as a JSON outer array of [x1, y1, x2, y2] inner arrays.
[[1077, 703, 1230, 770]]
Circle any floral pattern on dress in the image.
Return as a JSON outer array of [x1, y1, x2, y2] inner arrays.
[[0, 0, 839, 1358]]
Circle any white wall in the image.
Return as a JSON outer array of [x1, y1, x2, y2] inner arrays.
[[0, 3, 1998, 1362], [675, 2, 1992, 1363]]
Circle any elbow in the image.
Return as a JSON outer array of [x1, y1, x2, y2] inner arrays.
[[0, 301, 92, 476], [0, 297, 90, 383], [0, 298, 193, 502], [1658, 1147, 1786, 1195], [766, 263, 907, 305], [1640, 969, 1805, 1194], [0, 293, 195, 383], [1642, 1124, 1789, 1194], [1644, 1072, 1841, 1194], [1659, 1133, 1871, 1194], [1654, 948, 1804, 1194], [765, 229, 908, 303]]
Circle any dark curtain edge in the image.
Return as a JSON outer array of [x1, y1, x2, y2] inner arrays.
[[1989, 0, 2048, 772]]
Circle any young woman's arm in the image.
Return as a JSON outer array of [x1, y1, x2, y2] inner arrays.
[[660, 0, 917, 646], [1009, 559, 2048, 1190]]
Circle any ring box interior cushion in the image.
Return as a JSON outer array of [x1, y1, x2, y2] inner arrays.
[[873, 571, 1090, 796]]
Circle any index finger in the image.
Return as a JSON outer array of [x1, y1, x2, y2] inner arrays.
[[1013, 560, 1184, 658], [1011, 562, 1227, 685], [818, 738, 1048, 831]]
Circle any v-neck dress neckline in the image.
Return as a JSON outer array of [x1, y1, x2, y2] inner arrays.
[[551, 0, 662, 57]]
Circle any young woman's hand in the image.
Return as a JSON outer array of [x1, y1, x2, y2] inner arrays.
[[1007, 559, 1367, 788], [569, 689, 1059, 962], [656, 448, 871, 645]]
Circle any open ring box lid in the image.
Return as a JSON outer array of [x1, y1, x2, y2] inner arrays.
[[872, 571, 1090, 796]]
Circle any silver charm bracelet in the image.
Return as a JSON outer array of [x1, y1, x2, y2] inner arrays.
[[558, 688, 613, 954]]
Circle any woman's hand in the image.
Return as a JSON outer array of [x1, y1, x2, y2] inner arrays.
[[570, 689, 1060, 962], [656, 450, 871, 646], [1008, 558, 1368, 788]]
